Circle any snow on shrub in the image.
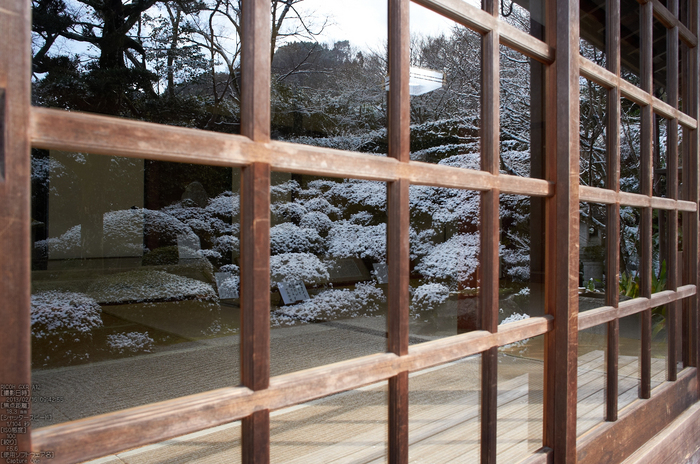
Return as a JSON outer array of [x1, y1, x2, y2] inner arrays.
[[205, 191, 239, 220], [411, 283, 450, 312], [271, 179, 300, 203], [299, 211, 333, 235], [272, 201, 307, 223], [270, 222, 324, 254], [107, 332, 154, 354], [414, 233, 479, 289], [500, 312, 530, 325], [87, 270, 217, 304], [213, 234, 239, 256], [300, 197, 341, 218], [31, 291, 103, 339], [270, 253, 330, 286], [327, 221, 386, 262], [274, 281, 385, 323], [324, 179, 386, 212]]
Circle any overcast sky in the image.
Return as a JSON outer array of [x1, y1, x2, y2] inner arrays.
[[295, 0, 457, 51]]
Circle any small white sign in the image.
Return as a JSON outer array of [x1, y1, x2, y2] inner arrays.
[[384, 67, 444, 96], [278, 280, 310, 305], [373, 263, 389, 284], [215, 272, 239, 299], [177, 234, 201, 259]]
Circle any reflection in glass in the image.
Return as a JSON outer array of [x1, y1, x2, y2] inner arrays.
[[576, 325, 607, 437], [269, 173, 388, 376], [499, 195, 545, 322], [618, 314, 643, 411], [409, 358, 481, 462], [500, 45, 545, 180], [621, 0, 641, 86], [579, 203, 607, 300], [653, 20, 669, 102], [409, 186, 480, 341], [620, 206, 641, 300], [620, 98, 642, 194], [497, 335, 544, 462], [31, 150, 241, 426], [580, 79, 608, 190], [652, 209, 668, 294], [499, 0, 545, 37], [580, 0, 606, 66], [270, 381, 387, 462], [270, 1, 388, 153], [410, 6, 481, 167]]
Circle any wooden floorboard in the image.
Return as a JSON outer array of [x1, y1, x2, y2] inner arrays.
[[82, 352, 669, 464]]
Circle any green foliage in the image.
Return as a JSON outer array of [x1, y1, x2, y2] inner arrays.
[[619, 261, 668, 337]]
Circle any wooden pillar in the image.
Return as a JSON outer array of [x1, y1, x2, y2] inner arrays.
[[605, 0, 621, 421], [387, 1, 410, 462], [241, 0, 271, 462], [480, 0, 500, 462], [544, 0, 579, 461], [0, 0, 32, 459], [640, 0, 654, 399]]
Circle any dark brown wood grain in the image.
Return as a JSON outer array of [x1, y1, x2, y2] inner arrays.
[[29, 108, 554, 197], [639, 0, 654, 400], [0, 0, 32, 460], [241, 0, 270, 142], [240, 161, 271, 463], [387, 2, 410, 461], [577, 367, 699, 464], [606, 0, 621, 420]]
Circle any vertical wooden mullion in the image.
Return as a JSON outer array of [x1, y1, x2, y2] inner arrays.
[[387, 0, 410, 462], [543, 0, 579, 461], [605, 0, 621, 422], [0, 0, 32, 458], [687, 0, 700, 381], [241, 0, 271, 462], [480, 1, 499, 462], [667, 4, 681, 380], [640, 0, 654, 400]]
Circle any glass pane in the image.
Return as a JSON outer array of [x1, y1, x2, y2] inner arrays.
[[409, 186, 480, 341], [409, 6, 481, 168], [653, 20, 668, 102], [577, 324, 607, 437], [653, 115, 669, 198], [31, 150, 240, 424], [409, 358, 481, 462], [580, 79, 608, 190], [580, 0, 607, 66], [270, 1, 388, 153], [270, 381, 388, 462], [620, 98, 642, 194], [499, 195, 545, 321], [621, 0, 641, 86], [579, 202, 607, 302], [652, 209, 668, 294], [497, 335, 544, 461], [620, 206, 641, 299], [269, 174, 387, 376], [618, 314, 641, 411], [500, 0, 545, 37], [500, 46, 545, 180]]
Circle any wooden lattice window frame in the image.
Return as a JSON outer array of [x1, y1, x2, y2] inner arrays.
[[0, 0, 698, 463]]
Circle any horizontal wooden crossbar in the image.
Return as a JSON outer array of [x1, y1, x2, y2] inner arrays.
[[31, 315, 552, 464], [580, 185, 698, 211], [30, 107, 554, 196], [579, 285, 697, 330], [412, 0, 554, 63], [579, 58, 698, 129]]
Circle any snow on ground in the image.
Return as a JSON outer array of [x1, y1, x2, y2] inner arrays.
[[87, 269, 217, 304]]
